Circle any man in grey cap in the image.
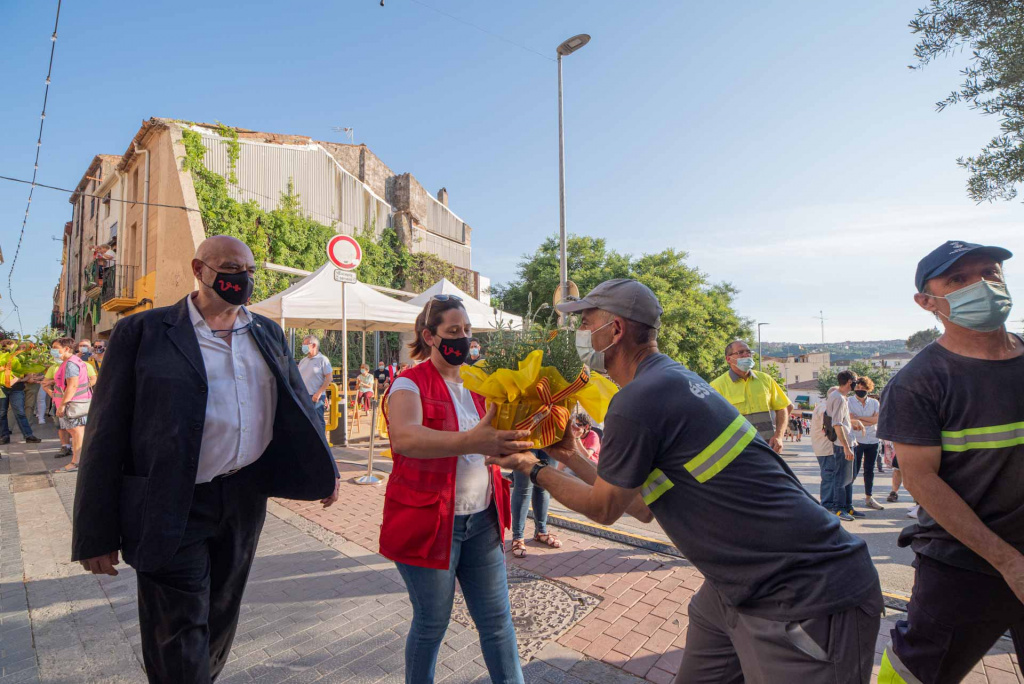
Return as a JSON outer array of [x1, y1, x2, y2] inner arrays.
[[876, 241, 1024, 684], [488, 278, 882, 683]]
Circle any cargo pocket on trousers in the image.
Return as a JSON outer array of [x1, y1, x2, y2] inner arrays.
[[785, 614, 832, 662]]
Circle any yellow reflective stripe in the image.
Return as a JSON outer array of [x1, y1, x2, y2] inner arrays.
[[941, 421, 1024, 452], [685, 415, 755, 483], [688, 415, 747, 471], [878, 649, 921, 684], [691, 426, 755, 483], [641, 469, 674, 505]]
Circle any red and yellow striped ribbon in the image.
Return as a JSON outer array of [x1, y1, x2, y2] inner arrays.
[[514, 369, 590, 445]]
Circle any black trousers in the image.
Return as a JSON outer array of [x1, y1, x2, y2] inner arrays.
[[136, 468, 267, 684], [889, 554, 1024, 683]]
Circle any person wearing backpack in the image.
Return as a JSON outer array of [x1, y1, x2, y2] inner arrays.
[[825, 371, 860, 521], [811, 387, 839, 510]]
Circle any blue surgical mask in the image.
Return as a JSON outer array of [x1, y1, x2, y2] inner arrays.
[[735, 357, 755, 373], [301, 344, 310, 354], [50, 349, 61, 360], [929, 279, 1013, 333], [575, 321, 616, 374]]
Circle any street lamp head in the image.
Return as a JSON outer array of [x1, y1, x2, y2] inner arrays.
[[557, 34, 591, 56]]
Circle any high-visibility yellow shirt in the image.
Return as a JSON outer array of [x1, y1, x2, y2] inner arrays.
[[709, 370, 790, 439]]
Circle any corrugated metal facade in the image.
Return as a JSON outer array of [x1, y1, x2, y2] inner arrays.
[[195, 127, 470, 269], [411, 227, 471, 269], [199, 133, 390, 238]]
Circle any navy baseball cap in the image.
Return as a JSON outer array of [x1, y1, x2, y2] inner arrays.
[[915, 240, 1013, 292]]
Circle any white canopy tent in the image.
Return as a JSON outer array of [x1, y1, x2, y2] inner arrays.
[[407, 278, 523, 331], [249, 263, 421, 331]]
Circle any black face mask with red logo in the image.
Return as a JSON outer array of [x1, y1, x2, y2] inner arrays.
[[435, 336, 470, 366], [200, 262, 254, 306]]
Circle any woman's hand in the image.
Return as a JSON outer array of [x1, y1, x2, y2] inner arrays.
[[56, 404, 65, 417], [467, 404, 534, 456]]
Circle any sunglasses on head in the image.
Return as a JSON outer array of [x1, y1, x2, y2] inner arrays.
[[424, 293, 463, 322]]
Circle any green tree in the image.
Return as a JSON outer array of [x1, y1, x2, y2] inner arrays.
[[760, 361, 787, 388], [493, 234, 752, 379], [911, 1, 1024, 201], [906, 327, 941, 351]]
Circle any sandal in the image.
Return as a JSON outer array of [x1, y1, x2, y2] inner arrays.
[[511, 539, 527, 558], [534, 533, 562, 549], [54, 464, 78, 473]]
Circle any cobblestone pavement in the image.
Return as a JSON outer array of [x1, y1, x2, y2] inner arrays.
[[1, 426, 638, 683], [280, 462, 1023, 684]]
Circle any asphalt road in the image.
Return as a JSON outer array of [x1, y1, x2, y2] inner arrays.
[[547, 439, 918, 597]]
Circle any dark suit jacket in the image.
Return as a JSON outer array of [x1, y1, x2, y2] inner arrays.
[[71, 296, 339, 573]]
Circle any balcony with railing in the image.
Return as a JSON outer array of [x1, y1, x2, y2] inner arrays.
[[84, 261, 103, 299], [101, 265, 139, 313]]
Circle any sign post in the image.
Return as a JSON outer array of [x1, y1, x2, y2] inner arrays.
[[326, 235, 362, 449]]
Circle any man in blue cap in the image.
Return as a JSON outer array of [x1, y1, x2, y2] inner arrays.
[[877, 240, 1024, 683]]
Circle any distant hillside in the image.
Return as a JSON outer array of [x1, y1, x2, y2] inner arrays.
[[760, 339, 906, 360]]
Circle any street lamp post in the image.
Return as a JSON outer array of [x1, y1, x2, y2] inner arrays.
[[556, 33, 590, 325], [757, 322, 770, 371]]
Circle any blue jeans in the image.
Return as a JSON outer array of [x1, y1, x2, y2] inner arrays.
[[832, 445, 854, 512], [511, 451, 549, 540], [0, 388, 35, 439], [312, 395, 326, 432], [816, 455, 836, 511], [395, 506, 522, 684]]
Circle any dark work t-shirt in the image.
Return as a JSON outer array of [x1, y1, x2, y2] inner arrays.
[[598, 354, 880, 621], [877, 339, 1024, 575]]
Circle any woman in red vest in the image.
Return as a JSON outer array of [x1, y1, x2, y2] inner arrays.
[[382, 295, 533, 684]]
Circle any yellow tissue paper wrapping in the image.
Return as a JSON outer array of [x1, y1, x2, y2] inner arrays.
[[460, 349, 618, 449]]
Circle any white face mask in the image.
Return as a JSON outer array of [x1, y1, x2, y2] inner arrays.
[[575, 320, 616, 373]]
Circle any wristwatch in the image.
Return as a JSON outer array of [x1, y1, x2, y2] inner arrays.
[[529, 461, 548, 486]]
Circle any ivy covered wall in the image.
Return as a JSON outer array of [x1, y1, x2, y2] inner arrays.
[[179, 126, 475, 366]]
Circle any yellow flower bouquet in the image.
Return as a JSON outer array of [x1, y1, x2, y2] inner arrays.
[[460, 337, 617, 450]]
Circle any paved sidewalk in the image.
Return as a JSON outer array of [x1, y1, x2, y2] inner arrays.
[[280, 461, 1023, 684], [0, 427, 635, 683]]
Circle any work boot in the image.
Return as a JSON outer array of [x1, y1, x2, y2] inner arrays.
[[865, 496, 884, 510]]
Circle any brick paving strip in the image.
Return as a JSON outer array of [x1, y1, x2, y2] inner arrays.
[[2, 430, 638, 684]]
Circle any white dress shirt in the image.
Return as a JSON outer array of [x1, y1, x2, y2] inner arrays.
[[187, 295, 277, 484]]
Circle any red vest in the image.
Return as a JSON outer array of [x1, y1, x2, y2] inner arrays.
[[379, 359, 511, 569]]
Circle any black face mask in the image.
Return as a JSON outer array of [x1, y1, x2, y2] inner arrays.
[[854, 389, 868, 398], [202, 264, 254, 306], [435, 336, 470, 366]]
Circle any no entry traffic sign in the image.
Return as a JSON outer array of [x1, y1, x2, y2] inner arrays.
[[327, 234, 362, 271]]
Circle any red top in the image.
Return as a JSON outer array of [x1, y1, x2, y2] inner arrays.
[[379, 359, 511, 569]]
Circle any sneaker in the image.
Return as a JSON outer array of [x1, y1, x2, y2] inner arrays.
[[25, 436, 42, 444], [886, 491, 899, 503], [865, 496, 884, 510], [836, 511, 855, 521], [907, 505, 920, 519], [848, 509, 866, 518]]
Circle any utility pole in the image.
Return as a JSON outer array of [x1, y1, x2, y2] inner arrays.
[[813, 310, 827, 344], [757, 322, 770, 371]]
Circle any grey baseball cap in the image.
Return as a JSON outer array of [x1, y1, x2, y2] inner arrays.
[[555, 279, 663, 328]]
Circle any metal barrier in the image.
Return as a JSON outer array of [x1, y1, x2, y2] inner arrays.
[[325, 383, 340, 445], [354, 398, 384, 486]]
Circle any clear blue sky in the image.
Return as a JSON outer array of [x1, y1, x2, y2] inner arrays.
[[2, 0, 1021, 342]]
